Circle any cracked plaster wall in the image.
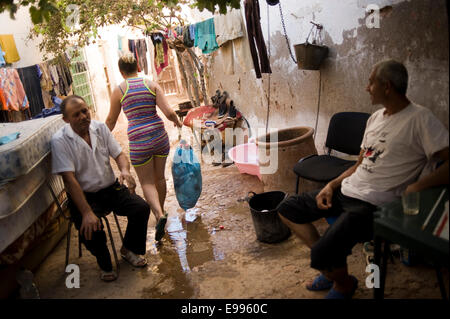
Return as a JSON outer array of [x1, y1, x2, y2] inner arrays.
[[205, 0, 449, 153]]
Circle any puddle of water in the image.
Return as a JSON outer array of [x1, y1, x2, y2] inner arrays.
[[141, 207, 222, 298]]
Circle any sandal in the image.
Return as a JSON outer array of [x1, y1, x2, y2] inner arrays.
[[100, 270, 117, 282], [306, 273, 334, 291], [121, 249, 147, 268], [325, 275, 358, 299], [155, 212, 168, 241]]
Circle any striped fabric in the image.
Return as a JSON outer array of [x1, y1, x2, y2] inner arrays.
[[121, 77, 170, 166]]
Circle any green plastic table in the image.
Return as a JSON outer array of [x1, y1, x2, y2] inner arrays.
[[373, 186, 449, 299]]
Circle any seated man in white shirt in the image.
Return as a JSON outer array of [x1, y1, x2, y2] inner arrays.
[[278, 59, 449, 298], [51, 95, 150, 282]]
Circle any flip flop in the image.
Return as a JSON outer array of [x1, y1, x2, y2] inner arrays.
[[306, 273, 334, 291], [155, 213, 168, 241], [325, 275, 358, 299], [121, 250, 147, 268], [100, 270, 117, 282]]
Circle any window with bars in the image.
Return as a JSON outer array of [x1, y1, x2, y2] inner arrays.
[[70, 49, 96, 113]]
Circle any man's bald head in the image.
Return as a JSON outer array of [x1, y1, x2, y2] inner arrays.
[[61, 95, 86, 118]]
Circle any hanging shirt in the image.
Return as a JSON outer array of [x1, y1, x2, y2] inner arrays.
[[194, 18, 219, 54], [0, 68, 29, 111], [341, 103, 449, 206], [0, 35, 20, 64]]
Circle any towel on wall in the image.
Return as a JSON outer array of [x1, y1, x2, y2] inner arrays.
[[214, 8, 245, 46]]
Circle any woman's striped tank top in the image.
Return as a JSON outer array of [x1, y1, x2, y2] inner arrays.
[[120, 77, 170, 166]]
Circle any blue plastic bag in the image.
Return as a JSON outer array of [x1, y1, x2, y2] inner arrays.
[[172, 140, 202, 210]]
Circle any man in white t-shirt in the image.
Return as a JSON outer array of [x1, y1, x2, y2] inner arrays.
[[51, 95, 150, 282], [278, 60, 449, 298]]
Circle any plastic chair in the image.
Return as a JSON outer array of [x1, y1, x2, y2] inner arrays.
[[293, 112, 370, 194]]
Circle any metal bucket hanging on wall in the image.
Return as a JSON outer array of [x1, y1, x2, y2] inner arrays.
[[294, 22, 328, 70]]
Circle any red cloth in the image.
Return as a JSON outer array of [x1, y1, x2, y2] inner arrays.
[[155, 38, 169, 75]]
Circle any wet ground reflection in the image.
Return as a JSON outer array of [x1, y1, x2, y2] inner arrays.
[[141, 208, 222, 298]]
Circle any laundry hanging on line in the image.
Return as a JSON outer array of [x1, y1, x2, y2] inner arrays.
[[214, 8, 254, 75], [0, 44, 6, 67], [17, 65, 46, 117], [128, 38, 150, 75], [244, 0, 272, 79], [194, 18, 219, 54], [0, 68, 29, 112], [0, 34, 20, 64], [150, 32, 169, 75], [182, 25, 195, 48]]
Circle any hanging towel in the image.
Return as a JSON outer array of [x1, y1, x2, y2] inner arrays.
[[17, 65, 46, 117], [0, 35, 20, 64], [0, 68, 29, 111], [214, 8, 245, 46], [0, 44, 6, 67], [194, 18, 219, 54], [244, 0, 271, 78], [216, 8, 254, 75]]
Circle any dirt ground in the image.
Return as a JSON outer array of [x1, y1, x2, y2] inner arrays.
[[34, 97, 448, 299]]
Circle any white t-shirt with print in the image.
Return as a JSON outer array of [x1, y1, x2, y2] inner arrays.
[[341, 103, 449, 206], [51, 120, 122, 192]]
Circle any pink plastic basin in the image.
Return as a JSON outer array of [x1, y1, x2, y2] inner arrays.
[[228, 143, 261, 180]]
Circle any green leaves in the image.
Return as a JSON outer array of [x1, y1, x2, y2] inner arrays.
[[5, 0, 241, 59], [27, 0, 57, 24], [193, 0, 241, 14]]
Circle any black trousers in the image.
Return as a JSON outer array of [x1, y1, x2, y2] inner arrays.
[[68, 180, 150, 272], [244, 0, 272, 78], [279, 188, 377, 271]]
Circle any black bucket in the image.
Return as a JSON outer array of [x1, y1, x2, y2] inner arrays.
[[246, 191, 291, 243]]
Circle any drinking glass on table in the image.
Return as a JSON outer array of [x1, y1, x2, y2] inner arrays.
[[402, 192, 420, 215]]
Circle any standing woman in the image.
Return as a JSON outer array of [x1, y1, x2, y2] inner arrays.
[[106, 53, 183, 241]]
